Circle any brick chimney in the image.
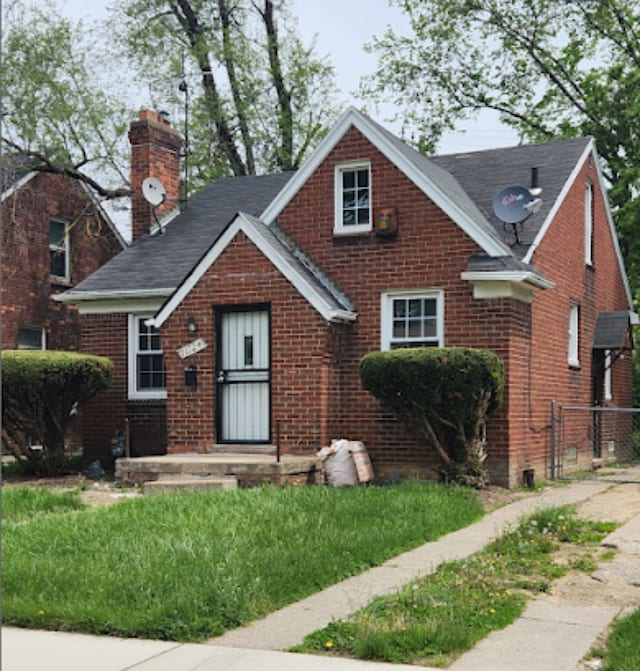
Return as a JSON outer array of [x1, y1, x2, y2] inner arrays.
[[129, 109, 182, 241]]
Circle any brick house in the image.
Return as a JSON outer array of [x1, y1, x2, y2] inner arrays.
[[1, 155, 126, 352], [58, 108, 635, 486]]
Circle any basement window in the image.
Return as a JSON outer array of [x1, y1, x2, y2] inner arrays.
[[17, 325, 45, 350]]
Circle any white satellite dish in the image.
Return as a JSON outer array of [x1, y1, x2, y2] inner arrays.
[[142, 177, 167, 207]]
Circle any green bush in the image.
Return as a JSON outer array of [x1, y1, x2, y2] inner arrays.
[[2, 350, 113, 476], [360, 347, 504, 486]]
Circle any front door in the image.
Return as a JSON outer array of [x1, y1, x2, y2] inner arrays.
[[216, 307, 270, 443]]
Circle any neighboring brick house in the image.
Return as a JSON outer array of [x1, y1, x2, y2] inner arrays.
[[58, 108, 635, 486], [1, 155, 126, 352]]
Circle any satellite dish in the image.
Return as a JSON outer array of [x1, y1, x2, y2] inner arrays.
[[142, 177, 167, 207], [492, 185, 535, 224]]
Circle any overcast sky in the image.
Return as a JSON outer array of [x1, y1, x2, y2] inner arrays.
[[56, 0, 517, 153]]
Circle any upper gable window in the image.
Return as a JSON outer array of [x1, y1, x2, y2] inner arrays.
[[49, 219, 70, 281], [334, 161, 371, 235], [585, 181, 593, 266]]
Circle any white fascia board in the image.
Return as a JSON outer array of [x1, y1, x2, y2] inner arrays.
[[260, 107, 510, 257], [53, 289, 173, 316], [2, 171, 38, 201], [152, 213, 357, 328], [461, 270, 555, 290]]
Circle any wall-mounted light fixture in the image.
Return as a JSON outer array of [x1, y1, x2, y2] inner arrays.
[[187, 315, 197, 332]]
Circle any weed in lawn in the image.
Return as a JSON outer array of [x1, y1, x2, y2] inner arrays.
[[294, 506, 614, 666]]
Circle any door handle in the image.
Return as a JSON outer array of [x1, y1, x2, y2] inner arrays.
[[217, 371, 227, 383]]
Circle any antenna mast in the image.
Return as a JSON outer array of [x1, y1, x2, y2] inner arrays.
[[179, 55, 190, 209]]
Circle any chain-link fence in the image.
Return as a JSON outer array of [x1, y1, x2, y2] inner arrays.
[[551, 405, 640, 479]]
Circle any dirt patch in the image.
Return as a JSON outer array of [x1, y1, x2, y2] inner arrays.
[[2, 473, 140, 507]]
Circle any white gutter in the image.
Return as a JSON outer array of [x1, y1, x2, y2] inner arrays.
[[53, 288, 175, 304], [460, 270, 555, 290]]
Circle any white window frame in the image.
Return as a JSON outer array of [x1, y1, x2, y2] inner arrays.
[[604, 349, 612, 401], [334, 160, 372, 235], [585, 181, 593, 266], [381, 289, 444, 351], [128, 314, 167, 400], [49, 219, 70, 281], [568, 302, 580, 368], [17, 325, 46, 350]]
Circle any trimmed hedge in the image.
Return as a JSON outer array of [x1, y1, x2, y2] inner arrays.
[[2, 350, 113, 476], [360, 347, 504, 486]]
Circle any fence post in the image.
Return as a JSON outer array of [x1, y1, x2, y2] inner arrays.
[[550, 400, 556, 481]]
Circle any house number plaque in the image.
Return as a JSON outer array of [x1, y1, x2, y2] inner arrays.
[[177, 338, 207, 360]]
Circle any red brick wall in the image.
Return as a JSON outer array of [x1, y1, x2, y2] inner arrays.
[[129, 110, 182, 241], [160, 232, 336, 454], [1, 172, 123, 351], [513, 153, 632, 482], [80, 313, 167, 466]]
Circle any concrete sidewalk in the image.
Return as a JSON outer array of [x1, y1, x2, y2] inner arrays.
[[3, 475, 640, 671]]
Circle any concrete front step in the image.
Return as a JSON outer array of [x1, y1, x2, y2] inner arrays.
[[115, 453, 322, 489], [143, 476, 238, 493]]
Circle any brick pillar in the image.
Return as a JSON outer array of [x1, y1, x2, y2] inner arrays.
[[129, 109, 182, 241]]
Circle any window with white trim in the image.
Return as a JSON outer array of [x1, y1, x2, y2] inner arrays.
[[585, 181, 593, 265], [17, 325, 45, 350], [49, 219, 70, 281], [381, 290, 444, 350], [128, 315, 166, 399], [604, 349, 612, 401], [568, 303, 580, 368], [334, 161, 371, 234]]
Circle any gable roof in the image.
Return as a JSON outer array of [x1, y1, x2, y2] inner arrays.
[[151, 212, 357, 327], [1, 154, 127, 250], [62, 172, 294, 301], [261, 107, 512, 257]]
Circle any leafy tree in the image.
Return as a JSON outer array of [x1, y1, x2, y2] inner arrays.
[[363, 0, 640, 293], [2, 351, 113, 476], [360, 348, 504, 487], [112, 0, 339, 188], [1, 1, 132, 200], [2, 0, 338, 199]]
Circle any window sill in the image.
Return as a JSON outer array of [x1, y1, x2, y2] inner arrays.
[[128, 391, 167, 402], [333, 227, 372, 238], [50, 276, 72, 288]]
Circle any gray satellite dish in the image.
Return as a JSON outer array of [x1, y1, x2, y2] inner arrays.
[[492, 185, 534, 224], [142, 177, 167, 207]]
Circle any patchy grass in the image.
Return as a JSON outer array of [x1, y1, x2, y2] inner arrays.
[[2, 481, 482, 641], [294, 506, 615, 666]]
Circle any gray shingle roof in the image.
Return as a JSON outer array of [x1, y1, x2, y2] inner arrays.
[[71, 172, 294, 294], [593, 311, 631, 349], [431, 137, 592, 257]]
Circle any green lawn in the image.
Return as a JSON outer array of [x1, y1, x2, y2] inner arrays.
[[2, 481, 482, 641]]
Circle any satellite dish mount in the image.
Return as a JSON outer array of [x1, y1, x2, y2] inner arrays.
[[492, 185, 542, 246], [142, 177, 167, 233]]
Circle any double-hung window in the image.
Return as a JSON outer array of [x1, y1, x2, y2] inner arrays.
[[568, 302, 580, 368], [49, 219, 70, 281], [381, 290, 444, 350], [128, 315, 166, 399], [334, 161, 371, 235]]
